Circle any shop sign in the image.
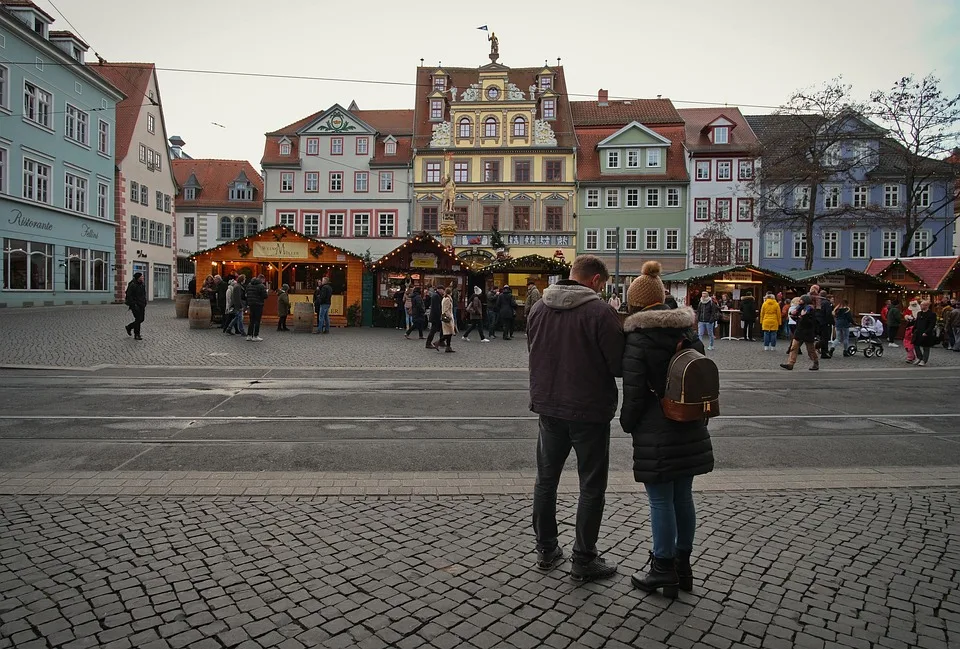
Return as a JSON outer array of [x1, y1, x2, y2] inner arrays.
[[80, 224, 99, 239], [721, 271, 753, 283], [8, 208, 53, 231], [817, 274, 846, 287], [411, 253, 438, 269], [337, 254, 346, 262], [506, 234, 571, 247], [252, 241, 308, 259]]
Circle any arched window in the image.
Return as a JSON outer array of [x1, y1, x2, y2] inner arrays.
[[458, 117, 472, 139], [233, 216, 245, 239], [219, 216, 232, 240], [513, 116, 527, 137], [246, 217, 258, 236], [484, 117, 498, 138]]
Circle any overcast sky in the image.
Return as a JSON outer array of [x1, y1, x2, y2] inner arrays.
[[41, 0, 960, 171]]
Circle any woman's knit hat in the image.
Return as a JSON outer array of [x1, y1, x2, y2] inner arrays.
[[626, 261, 665, 309]]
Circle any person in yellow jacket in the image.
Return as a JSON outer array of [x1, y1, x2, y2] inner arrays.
[[760, 293, 782, 351]]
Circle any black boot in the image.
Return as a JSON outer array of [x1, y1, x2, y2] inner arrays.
[[675, 550, 693, 592], [631, 552, 679, 598]]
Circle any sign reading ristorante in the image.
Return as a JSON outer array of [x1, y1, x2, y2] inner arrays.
[[252, 241, 308, 259]]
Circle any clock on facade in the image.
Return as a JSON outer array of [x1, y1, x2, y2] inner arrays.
[[486, 86, 500, 100]]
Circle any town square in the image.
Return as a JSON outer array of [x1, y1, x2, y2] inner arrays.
[[2, 0, 960, 648]]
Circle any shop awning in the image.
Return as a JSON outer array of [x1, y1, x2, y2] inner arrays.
[[661, 264, 794, 285], [783, 268, 902, 292], [369, 231, 473, 272]]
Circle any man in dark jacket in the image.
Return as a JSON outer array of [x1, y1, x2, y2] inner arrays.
[[781, 295, 819, 370], [817, 289, 835, 359], [245, 275, 268, 341], [404, 287, 427, 339], [497, 286, 518, 340], [486, 286, 500, 338], [696, 291, 719, 350], [314, 277, 333, 334], [739, 293, 757, 341], [124, 272, 147, 340], [187, 275, 197, 297], [527, 255, 624, 582], [912, 299, 937, 366], [215, 274, 229, 323], [425, 284, 444, 349], [886, 302, 903, 347]]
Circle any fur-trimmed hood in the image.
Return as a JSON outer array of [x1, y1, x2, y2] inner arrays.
[[623, 306, 696, 333]]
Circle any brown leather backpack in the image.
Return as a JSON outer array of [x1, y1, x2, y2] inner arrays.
[[658, 341, 720, 421]]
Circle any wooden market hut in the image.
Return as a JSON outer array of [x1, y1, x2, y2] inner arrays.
[[478, 254, 571, 324], [190, 225, 365, 326], [369, 232, 475, 313], [661, 264, 794, 309], [864, 256, 960, 300], [783, 268, 902, 320]]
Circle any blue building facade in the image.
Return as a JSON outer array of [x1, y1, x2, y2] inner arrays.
[[0, 2, 123, 307], [746, 114, 956, 273]]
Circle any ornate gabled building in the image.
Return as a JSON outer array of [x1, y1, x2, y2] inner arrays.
[[260, 104, 414, 259], [411, 43, 577, 265], [572, 92, 689, 276]]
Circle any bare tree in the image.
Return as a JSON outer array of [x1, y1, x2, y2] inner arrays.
[[869, 74, 960, 257], [690, 220, 733, 267], [748, 79, 875, 270]]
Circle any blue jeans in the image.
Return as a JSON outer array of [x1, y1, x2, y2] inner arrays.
[[644, 476, 696, 560], [697, 322, 714, 347], [837, 326, 850, 351], [532, 415, 610, 565], [317, 304, 330, 332], [763, 330, 777, 347], [231, 310, 246, 335]]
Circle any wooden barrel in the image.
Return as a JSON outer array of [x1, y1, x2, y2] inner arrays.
[[292, 302, 315, 333], [174, 293, 192, 318], [188, 299, 212, 329]]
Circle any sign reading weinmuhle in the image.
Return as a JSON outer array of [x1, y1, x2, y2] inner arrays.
[[252, 242, 308, 259]]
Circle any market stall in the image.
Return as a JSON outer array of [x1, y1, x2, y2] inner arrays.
[[368, 232, 475, 324], [784, 269, 901, 322], [661, 265, 795, 338], [864, 256, 960, 301], [477, 254, 571, 326], [190, 225, 365, 327]]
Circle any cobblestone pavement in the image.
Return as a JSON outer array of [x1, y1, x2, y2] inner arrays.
[[4, 303, 960, 370], [1, 489, 958, 649]]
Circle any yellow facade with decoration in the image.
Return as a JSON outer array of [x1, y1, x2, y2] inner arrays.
[[412, 52, 577, 265]]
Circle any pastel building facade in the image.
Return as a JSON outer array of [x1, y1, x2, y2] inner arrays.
[[573, 93, 689, 276], [0, 0, 123, 307], [679, 108, 760, 266], [261, 104, 414, 259]]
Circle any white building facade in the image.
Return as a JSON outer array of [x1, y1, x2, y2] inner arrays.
[[261, 104, 413, 259], [679, 108, 761, 267]]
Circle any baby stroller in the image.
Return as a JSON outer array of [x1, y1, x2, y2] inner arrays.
[[848, 315, 885, 358]]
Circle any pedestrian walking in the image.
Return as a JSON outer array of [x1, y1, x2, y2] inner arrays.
[[528, 255, 625, 582], [620, 261, 714, 598], [834, 299, 853, 355], [739, 292, 757, 341], [886, 301, 903, 347], [948, 301, 960, 352], [498, 286, 518, 340], [817, 289, 835, 359], [696, 291, 719, 350], [245, 274, 267, 341], [912, 300, 937, 366], [425, 285, 444, 350], [215, 274, 229, 325], [403, 287, 414, 331], [314, 277, 332, 334], [404, 287, 426, 340], [223, 279, 237, 335], [123, 272, 147, 340], [277, 284, 291, 331], [462, 286, 489, 342], [486, 285, 500, 338], [438, 287, 456, 353], [607, 291, 622, 312], [526, 282, 542, 312], [760, 293, 781, 350], [781, 295, 819, 371], [394, 286, 406, 330], [228, 278, 246, 335]]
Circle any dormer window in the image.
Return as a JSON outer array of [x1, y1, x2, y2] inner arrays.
[[229, 182, 253, 201], [542, 98, 556, 120], [430, 99, 443, 120], [713, 126, 729, 144], [385, 141, 397, 156], [539, 76, 552, 90], [184, 188, 196, 200], [434, 76, 446, 92], [279, 142, 291, 156]]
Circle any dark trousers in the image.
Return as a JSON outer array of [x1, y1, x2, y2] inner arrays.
[[487, 310, 499, 337], [249, 304, 263, 337], [741, 320, 755, 340], [501, 317, 515, 339], [406, 319, 424, 338], [439, 334, 452, 349], [462, 318, 485, 339], [425, 321, 442, 347], [532, 415, 610, 565], [397, 306, 406, 328], [887, 324, 898, 343], [277, 315, 288, 331], [128, 305, 145, 336], [820, 324, 833, 358]]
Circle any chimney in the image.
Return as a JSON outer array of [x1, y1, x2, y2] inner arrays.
[[598, 89, 609, 107]]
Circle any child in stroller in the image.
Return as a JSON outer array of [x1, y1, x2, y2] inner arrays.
[[849, 315, 885, 357]]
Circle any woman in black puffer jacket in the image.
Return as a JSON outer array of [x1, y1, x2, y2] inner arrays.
[[621, 261, 714, 599]]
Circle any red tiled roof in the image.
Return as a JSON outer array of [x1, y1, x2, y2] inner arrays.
[[370, 136, 413, 166], [412, 65, 576, 149], [172, 159, 263, 210], [866, 256, 960, 290], [1, 0, 54, 22], [575, 125, 689, 182], [262, 107, 413, 166], [678, 107, 759, 154], [89, 63, 155, 161], [570, 99, 682, 126]]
